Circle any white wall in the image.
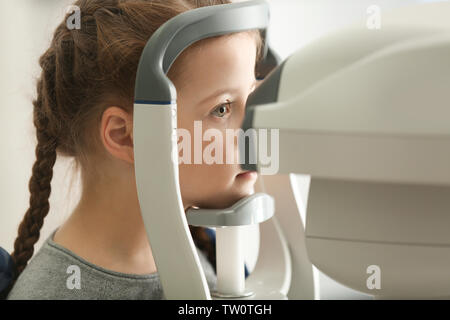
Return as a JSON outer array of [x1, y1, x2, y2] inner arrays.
[[0, 0, 77, 254], [266, 0, 444, 60]]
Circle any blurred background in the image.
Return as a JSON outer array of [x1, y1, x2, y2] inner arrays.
[[0, 0, 446, 299]]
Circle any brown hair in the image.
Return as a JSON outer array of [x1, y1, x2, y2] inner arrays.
[[1, 0, 263, 298]]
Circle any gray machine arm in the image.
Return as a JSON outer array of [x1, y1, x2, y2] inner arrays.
[[134, 0, 271, 104]]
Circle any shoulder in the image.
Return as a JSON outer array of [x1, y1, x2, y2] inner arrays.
[[7, 231, 217, 299], [6, 241, 68, 300], [7, 234, 163, 300]]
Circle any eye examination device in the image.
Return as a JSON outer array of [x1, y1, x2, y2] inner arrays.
[[241, 2, 450, 299], [132, 0, 450, 300]]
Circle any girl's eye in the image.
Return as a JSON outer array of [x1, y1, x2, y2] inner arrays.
[[211, 100, 232, 118]]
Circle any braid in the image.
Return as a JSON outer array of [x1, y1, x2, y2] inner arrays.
[[11, 93, 58, 279], [6, 50, 59, 294]]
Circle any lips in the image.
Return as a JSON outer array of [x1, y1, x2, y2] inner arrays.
[[236, 171, 258, 179]]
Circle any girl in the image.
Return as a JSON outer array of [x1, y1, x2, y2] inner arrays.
[[4, 0, 263, 299]]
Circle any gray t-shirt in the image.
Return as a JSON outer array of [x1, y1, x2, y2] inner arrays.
[[7, 228, 217, 300]]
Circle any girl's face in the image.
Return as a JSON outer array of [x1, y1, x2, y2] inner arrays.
[[170, 33, 259, 210]]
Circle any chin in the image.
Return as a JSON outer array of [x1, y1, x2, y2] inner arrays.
[[234, 180, 257, 198]]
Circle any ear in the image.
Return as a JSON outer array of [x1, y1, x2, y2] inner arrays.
[[100, 106, 134, 164]]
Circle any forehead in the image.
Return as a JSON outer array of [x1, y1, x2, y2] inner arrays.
[[169, 33, 258, 92]]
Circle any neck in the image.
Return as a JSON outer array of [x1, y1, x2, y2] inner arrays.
[[71, 184, 149, 258], [54, 165, 157, 274], [53, 161, 195, 275]]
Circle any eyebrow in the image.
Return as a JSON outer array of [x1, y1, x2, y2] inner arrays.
[[197, 87, 240, 105], [197, 80, 257, 106]]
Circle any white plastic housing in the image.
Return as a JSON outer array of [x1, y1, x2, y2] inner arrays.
[[134, 103, 211, 299], [215, 226, 246, 295], [250, 2, 450, 298]]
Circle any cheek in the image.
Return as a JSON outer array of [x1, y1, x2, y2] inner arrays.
[[177, 113, 248, 205], [179, 162, 236, 195], [177, 131, 239, 202], [179, 162, 249, 209]]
